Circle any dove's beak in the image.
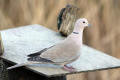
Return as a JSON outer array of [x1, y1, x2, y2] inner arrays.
[[88, 24, 91, 27]]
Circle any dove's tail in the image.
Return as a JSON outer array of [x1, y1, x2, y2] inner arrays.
[[7, 61, 40, 70]]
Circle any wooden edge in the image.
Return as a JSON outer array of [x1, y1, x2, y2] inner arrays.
[[0, 32, 4, 56], [2, 57, 120, 77], [0, 58, 48, 77]]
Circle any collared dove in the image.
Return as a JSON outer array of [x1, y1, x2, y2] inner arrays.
[[7, 18, 90, 72]]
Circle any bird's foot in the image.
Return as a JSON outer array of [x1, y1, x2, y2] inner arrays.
[[63, 65, 76, 72]]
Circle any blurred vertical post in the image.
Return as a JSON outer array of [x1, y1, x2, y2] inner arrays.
[[57, 4, 80, 36], [0, 32, 4, 55], [0, 33, 8, 80]]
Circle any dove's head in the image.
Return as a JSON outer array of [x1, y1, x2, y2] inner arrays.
[[75, 18, 90, 29]]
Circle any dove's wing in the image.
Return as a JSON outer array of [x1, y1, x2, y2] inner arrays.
[[28, 39, 80, 65], [27, 45, 54, 57]]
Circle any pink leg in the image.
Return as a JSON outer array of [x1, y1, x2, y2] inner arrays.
[[63, 65, 76, 72]]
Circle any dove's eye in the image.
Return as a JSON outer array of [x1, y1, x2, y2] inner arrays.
[[83, 21, 85, 23]]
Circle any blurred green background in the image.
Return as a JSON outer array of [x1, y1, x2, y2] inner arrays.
[[0, 0, 120, 80]]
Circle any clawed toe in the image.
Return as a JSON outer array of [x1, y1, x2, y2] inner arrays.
[[63, 65, 76, 72]]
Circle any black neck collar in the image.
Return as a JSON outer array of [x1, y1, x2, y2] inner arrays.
[[72, 32, 79, 34]]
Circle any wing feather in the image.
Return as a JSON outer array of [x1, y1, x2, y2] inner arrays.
[[27, 39, 80, 64]]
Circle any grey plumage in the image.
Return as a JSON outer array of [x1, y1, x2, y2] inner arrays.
[[28, 38, 80, 65]]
